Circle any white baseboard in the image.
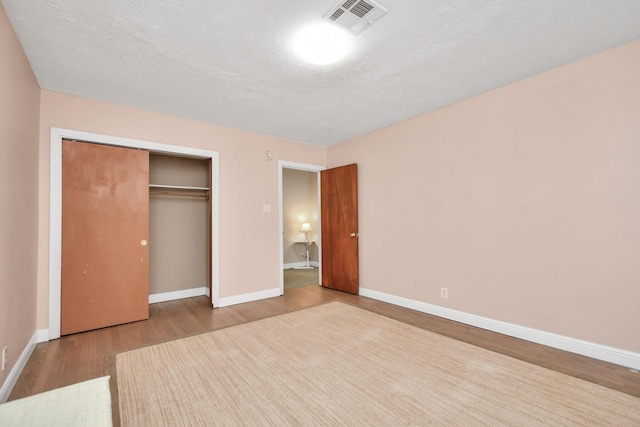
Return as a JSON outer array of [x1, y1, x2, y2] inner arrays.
[[218, 288, 281, 308], [36, 329, 49, 343], [284, 262, 319, 269], [0, 331, 38, 403], [149, 287, 208, 304], [359, 287, 640, 370]]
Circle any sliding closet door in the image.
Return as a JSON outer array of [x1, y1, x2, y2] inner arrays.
[[61, 139, 150, 335]]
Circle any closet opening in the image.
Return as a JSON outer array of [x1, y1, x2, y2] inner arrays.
[[49, 128, 219, 340], [148, 153, 212, 305]]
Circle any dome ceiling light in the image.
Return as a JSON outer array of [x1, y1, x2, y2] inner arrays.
[[291, 23, 354, 65]]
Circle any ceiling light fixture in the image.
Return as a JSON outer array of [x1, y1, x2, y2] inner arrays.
[[291, 23, 353, 65]]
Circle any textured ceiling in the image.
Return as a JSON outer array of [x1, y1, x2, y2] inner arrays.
[[3, 0, 640, 147]]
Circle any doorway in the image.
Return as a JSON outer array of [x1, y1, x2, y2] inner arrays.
[[49, 128, 219, 340], [278, 161, 324, 293]]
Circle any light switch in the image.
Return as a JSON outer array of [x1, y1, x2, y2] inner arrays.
[[263, 204, 272, 213]]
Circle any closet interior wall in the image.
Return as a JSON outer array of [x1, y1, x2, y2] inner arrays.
[[149, 153, 210, 297]]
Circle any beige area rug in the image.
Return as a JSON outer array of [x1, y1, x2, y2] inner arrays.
[[0, 376, 112, 427], [116, 302, 640, 426]]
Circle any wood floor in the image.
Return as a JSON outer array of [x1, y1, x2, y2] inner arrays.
[[9, 284, 640, 402]]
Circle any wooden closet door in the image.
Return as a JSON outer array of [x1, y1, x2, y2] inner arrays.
[[61, 139, 149, 335]]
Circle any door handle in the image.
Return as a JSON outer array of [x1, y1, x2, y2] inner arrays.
[[350, 232, 358, 238]]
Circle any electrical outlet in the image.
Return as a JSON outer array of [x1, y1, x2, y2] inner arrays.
[[1, 346, 7, 371], [440, 287, 449, 299]]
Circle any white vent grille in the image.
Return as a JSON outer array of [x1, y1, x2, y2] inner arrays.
[[324, 0, 388, 35]]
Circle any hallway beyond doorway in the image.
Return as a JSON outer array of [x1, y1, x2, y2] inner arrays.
[[284, 267, 319, 289]]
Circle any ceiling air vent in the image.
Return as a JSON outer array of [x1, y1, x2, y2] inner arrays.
[[324, 0, 388, 35]]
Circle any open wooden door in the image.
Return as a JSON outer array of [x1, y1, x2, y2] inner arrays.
[[61, 139, 150, 335], [321, 163, 359, 294]]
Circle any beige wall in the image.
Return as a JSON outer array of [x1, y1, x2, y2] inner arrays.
[[282, 169, 319, 265], [328, 40, 640, 353], [37, 90, 326, 328], [0, 4, 41, 386]]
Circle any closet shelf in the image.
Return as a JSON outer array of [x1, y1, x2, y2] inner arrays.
[[149, 184, 209, 191], [149, 184, 210, 198]]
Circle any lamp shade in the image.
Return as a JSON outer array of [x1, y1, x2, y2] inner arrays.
[[300, 223, 312, 232]]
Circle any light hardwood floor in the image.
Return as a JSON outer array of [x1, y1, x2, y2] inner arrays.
[[9, 284, 640, 402]]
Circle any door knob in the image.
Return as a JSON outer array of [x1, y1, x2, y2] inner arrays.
[[350, 232, 358, 238]]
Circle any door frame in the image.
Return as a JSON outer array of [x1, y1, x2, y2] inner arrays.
[[278, 161, 325, 294], [49, 127, 220, 339]]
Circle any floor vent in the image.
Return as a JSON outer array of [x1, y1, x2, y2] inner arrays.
[[324, 0, 388, 35]]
